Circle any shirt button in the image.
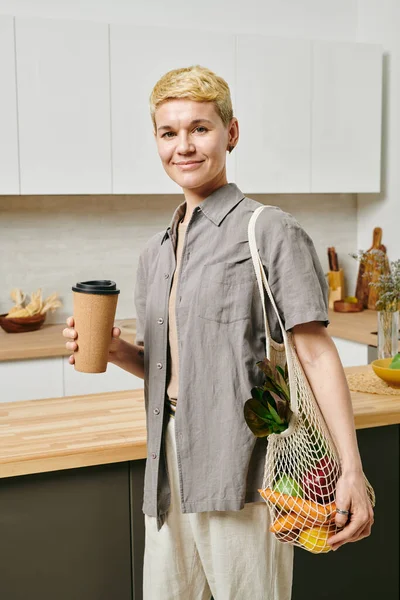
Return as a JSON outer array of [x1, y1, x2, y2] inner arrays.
[[153, 407, 160, 415], [157, 317, 164, 324], [157, 362, 163, 369], [151, 452, 157, 459], [164, 273, 169, 279]]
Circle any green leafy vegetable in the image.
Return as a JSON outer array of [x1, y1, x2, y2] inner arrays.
[[244, 357, 293, 438]]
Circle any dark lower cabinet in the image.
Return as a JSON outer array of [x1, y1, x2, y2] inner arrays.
[[0, 425, 398, 600], [0, 461, 136, 600], [292, 424, 399, 600]]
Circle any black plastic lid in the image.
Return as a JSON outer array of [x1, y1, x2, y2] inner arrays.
[[72, 280, 120, 295]]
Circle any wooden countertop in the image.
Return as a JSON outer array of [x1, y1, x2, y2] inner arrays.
[[0, 388, 147, 479], [1, 364, 399, 479], [2, 309, 399, 363], [0, 318, 138, 362], [326, 308, 399, 348]]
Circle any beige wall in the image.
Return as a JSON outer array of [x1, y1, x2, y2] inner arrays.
[[356, 0, 400, 261], [0, 1, 362, 326], [0, 192, 357, 324]]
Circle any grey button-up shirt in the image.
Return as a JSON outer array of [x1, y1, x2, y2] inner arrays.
[[134, 183, 330, 531]]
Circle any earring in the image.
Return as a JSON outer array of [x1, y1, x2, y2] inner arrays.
[[228, 145, 234, 154]]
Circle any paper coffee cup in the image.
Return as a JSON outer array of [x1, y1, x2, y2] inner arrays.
[[72, 280, 120, 373]]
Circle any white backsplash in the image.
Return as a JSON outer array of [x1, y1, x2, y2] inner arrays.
[[0, 192, 358, 324]]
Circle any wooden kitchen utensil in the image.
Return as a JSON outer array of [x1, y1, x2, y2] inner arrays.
[[327, 268, 345, 309]]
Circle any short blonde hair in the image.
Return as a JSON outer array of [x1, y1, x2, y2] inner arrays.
[[149, 65, 234, 132]]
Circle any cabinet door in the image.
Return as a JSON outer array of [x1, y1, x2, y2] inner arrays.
[[63, 358, 143, 397], [0, 463, 133, 600], [311, 41, 383, 193], [0, 16, 19, 194], [0, 358, 64, 402], [331, 336, 369, 367], [110, 25, 236, 193], [236, 35, 311, 193], [15, 17, 112, 194]]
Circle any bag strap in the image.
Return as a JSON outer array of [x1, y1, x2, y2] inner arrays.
[[248, 206, 289, 349], [248, 206, 299, 419]]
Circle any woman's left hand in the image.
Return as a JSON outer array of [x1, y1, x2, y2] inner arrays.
[[327, 470, 374, 551]]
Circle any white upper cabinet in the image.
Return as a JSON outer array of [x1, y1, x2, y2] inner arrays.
[[236, 35, 312, 193], [0, 14, 383, 196], [15, 17, 112, 194], [0, 16, 19, 194], [110, 25, 236, 194], [311, 41, 383, 193]]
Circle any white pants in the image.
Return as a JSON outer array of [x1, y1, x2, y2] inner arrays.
[[143, 415, 294, 600]]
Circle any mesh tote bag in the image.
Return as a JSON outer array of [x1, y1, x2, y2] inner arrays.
[[247, 206, 376, 554]]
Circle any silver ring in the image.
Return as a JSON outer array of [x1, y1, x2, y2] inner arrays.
[[336, 508, 350, 515]]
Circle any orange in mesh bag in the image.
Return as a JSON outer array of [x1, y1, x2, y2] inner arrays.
[[246, 206, 375, 554]]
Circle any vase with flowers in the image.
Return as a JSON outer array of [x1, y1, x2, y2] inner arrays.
[[350, 250, 400, 359]]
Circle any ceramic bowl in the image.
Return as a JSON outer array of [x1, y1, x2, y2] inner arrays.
[[371, 358, 400, 387], [0, 312, 46, 333]]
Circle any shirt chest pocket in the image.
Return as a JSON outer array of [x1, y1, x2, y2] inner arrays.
[[197, 260, 256, 324]]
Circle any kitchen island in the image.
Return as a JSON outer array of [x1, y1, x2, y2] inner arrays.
[[0, 365, 399, 600]]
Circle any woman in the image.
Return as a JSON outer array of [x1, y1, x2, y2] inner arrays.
[[63, 65, 374, 600]]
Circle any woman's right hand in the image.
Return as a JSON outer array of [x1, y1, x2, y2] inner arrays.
[[62, 316, 122, 365]]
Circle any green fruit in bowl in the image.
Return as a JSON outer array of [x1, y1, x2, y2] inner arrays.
[[273, 475, 304, 498], [389, 352, 400, 370]]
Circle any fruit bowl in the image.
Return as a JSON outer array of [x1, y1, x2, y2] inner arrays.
[[0, 312, 46, 333], [371, 358, 400, 387]]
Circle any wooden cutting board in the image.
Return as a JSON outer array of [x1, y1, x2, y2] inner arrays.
[[355, 258, 368, 308], [368, 245, 390, 310], [355, 227, 389, 309], [355, 229, 378, 307]]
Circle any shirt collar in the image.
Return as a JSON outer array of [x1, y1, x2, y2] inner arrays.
[[160, 183, 245, 245]]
